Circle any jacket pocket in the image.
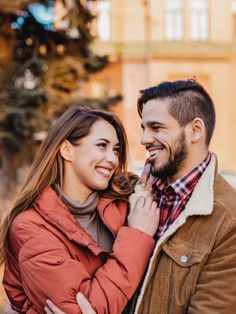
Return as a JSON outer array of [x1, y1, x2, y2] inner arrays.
[[162, 238, 209, 310], [162, 238, 208, 267]]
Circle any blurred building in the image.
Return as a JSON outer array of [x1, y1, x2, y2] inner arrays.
[[84, 0, 236, 173]]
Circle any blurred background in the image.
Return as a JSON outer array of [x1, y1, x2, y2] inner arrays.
[[0, 0, 236, 311]]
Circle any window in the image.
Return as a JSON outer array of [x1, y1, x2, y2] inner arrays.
[[88, 0, 111, 42], [189, 0, 208, 41], [231, 0, 236, 37], [232, 0, 236, 12], [165, 0, 184, 41]]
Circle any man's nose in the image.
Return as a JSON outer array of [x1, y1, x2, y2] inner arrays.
[[141, 130, 153, 145]]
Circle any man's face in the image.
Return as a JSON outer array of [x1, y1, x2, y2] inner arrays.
[[141, 98, 189, 180]]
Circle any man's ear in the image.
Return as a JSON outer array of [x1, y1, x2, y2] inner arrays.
[[190, 118, 206, 143], [60, 140, 73, 161]]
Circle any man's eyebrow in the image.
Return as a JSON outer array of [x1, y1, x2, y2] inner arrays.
[[141, 121, 165, 128]]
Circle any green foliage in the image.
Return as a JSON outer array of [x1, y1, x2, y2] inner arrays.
[[0, 0, 121, 200], [0, 58, 47, 152]]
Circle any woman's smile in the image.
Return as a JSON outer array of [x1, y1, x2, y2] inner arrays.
[[95, 165, 114, 179]]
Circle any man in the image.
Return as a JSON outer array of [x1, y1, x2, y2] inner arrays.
[[129, 79, 236, 313], [45, 79, 236, 313]]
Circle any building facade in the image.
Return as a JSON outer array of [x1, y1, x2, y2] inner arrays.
[[85, 0, 236, 174]]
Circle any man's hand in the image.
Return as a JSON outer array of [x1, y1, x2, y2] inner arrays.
[[44, 293, 96, 314]]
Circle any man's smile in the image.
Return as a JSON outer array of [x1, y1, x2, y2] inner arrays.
[[146, 143, 165, 161]]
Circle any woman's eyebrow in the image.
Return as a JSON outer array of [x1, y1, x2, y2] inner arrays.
[[96, 138, 120, 146], [96, 138, 110, 142]]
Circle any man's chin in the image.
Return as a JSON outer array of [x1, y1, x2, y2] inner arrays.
[[151, 164, 168, 179]]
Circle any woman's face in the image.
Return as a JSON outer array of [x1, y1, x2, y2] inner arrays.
[[65, 119, 120, 195]]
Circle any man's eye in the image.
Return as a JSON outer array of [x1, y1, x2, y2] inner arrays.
[[152, 126, 160, 131]]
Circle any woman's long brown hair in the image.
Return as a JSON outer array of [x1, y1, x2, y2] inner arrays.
[[0, 107, 136, 264]]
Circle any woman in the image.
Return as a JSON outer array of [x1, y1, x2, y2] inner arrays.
[[0, 107, 159, 313]]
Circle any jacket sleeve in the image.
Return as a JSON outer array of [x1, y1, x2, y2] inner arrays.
[[188, 220, 236, 314], [16, 225, 155, 314]]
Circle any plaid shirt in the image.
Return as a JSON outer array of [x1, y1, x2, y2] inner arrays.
[[153, 153, 212, 240]]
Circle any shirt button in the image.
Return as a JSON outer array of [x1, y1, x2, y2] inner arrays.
[[180, 255, 188, 263]]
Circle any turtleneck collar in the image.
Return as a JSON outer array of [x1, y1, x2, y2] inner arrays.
[[59, 189, 99, 218], [54, 185, 113, 252]]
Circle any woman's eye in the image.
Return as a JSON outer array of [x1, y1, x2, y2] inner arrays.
[[97, 143, 107, 148], [114, 147, 120, 155]]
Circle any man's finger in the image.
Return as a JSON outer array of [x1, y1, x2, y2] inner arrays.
[[76, 292, 96, 314]]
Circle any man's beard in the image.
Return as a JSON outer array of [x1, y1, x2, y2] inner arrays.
[[151, 131, 188, 180]]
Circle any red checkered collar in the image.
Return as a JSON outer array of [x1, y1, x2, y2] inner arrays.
[[153, 152, 212, 198]]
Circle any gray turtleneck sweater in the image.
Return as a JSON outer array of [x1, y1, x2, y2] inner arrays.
[[57, 188, 114, 252]]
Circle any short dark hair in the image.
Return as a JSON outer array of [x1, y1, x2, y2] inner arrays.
[[137, 79, 216, 145]]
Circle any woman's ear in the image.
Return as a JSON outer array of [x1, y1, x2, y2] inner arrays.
[[190, 118, 206, 143], [60, 140, 73, 161]]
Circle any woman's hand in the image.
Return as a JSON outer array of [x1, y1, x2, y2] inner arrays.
[[44, 300, 65, 314], [4, 302, 19, 314], [128, 195, 160, 237], [137, 161, 155, 189]]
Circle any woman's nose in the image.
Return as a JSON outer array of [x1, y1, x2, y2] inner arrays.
[[106, 150, 118, 164]]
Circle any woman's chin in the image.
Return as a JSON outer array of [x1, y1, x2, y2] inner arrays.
[[91, 181, 109, 191]]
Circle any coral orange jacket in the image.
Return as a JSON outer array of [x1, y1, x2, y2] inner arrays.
[[3, 187, 155, 313]]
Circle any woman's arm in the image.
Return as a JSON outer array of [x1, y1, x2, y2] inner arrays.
[[18, 228, 154, 313], [6, 203, 157, 314], [5, 189, 158, 314]]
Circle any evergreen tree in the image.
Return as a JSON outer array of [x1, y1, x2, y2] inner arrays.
[[0, 0, 121, 207]]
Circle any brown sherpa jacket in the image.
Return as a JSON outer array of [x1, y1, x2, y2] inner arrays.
[[132, 154, 236, 314]]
